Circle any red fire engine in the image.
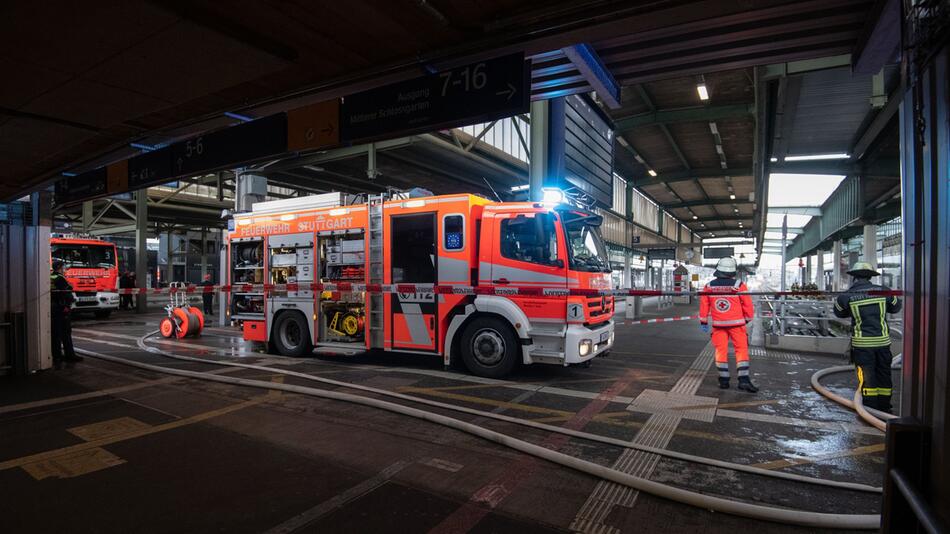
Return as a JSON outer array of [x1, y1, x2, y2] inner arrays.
[[227, 191, 614, 377], [50, 235, 120, 318]]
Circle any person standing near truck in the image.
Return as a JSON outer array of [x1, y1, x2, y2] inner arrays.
[[201, 273, 214, 315], [699, 257, 757, 392], [833, 262, 902, 413], [50, 260, 82, 367]]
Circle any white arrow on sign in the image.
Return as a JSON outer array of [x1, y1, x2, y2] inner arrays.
[[495, 83, 517, 102]]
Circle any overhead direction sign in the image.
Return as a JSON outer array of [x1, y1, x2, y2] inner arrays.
[[341, 53, 530, 141], [703, 246, 735, 259], [55, 168, 107, 205], [171, 113, 287, 177], [647, 247, 676, 260], [53, 54, 530, 206], [287, 100, 340, 151]]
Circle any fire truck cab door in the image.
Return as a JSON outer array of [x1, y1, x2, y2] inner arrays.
[[390, 213, 437, 352], [491, 211, 567, 301]]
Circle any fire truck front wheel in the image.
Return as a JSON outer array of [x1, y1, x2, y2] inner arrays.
[[460, 317, 519, 378], [272, 312, 313, 357]]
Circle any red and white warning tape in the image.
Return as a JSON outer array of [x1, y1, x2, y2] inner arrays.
[[625, 314, 700, 325], [80, 284, 901, 298]]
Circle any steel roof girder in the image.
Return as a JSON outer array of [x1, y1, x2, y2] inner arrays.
[[613, 104, 754, 131]]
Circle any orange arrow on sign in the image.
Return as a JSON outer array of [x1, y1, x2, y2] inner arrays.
[[287, 99, 340, 152]]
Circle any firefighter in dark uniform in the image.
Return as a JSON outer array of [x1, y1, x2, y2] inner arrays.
[[200, 273, 214, 315], [833, 262, 901, 413], [50, 260, 83, 367]]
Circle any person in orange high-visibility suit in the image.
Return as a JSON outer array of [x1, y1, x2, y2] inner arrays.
[[699, 257, 758, 392]]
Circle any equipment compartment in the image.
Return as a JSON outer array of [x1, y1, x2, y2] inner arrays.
[[317, 232, 367, 344]]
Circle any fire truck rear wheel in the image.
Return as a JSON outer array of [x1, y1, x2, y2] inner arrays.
[[273, 312, 312, 357], [460, 317, 519, 378]]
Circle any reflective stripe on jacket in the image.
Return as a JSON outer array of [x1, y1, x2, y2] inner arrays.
[[833, 279, 901, 347], [699, 277, 754, 328]]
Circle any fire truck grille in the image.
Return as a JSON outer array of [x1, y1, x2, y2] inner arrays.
[[587, 296, 613, 318]]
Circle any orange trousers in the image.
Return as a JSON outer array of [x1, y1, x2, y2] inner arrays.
[[712, 326, 750, 379]]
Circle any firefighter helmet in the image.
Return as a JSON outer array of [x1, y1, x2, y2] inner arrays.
[[847, 261, 880, 278], [715, 257, 738, 274]]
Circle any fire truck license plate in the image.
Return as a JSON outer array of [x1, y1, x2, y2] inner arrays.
[[600, 332, 609, 343]]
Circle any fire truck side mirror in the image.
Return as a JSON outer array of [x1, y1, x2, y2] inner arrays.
[[553, 259, 565, 269]]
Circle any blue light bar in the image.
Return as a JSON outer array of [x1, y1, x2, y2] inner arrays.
[[130, 142, 157, 152], [224, 111, 253, 122]]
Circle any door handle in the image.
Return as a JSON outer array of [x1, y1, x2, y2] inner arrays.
[[429, 316, 435, 331], [492, 278, 510, 285]]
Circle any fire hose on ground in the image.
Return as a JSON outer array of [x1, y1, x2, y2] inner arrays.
[[72, 332, 883, 530], [811, 365, 896, 432]]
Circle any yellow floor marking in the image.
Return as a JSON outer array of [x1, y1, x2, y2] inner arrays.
[[22, 447, 126, 480], [396, 387, 573, 417], [1, 378, 283, 475], [68, 417, 152, 442], [751, 443, 887, 470]]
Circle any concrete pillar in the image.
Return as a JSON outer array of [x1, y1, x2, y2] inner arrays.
[[862, 223, 877, 269], [805, 255, 812, 286], [623, 250, 632, 289], [27, 192, 52, 372], [528, 99, 549, 202], [832, 240, 842, 291], [81, 201, 94, 233], [135, 190, 148, 313], [816, 249, 825, 289]]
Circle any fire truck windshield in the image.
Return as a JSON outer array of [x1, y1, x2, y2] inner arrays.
[[561, 211, 610, 273], [52, 244, 116, 269]]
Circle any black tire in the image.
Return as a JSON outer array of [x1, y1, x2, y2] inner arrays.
[[459, 317, 519, 378], [94, 310, 111, 319], [272, 312, 312, 357]]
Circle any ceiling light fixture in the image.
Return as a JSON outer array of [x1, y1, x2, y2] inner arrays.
[[783, 153, 850, 161], [648, 169, 657, 177], [729, 194, 736, 200], [697, 83, 709, 101]]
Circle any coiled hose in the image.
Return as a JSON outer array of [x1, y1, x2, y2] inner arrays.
[[810, 365, 896, 432], [73, 335, 881, 529]]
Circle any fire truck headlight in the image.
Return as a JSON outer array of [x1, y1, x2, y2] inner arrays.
[[579, 339, 592, 356], [542, 188, 565, 204]]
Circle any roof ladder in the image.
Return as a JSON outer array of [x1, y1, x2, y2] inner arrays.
[[368, 194, 385, 349]]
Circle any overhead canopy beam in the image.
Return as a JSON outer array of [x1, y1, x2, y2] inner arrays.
[[692, 215, 752, 223], [768, 206, 821, 216], [852, 0, 901, 75], [769, 160, 853, 175], [614, 104, 754, 131], [255, 137, 417, 173], [632, 167, 752, 187], [761, 54, 851, 79], [666, 198, 754, 209], [561, 44, 621, 109], [850, 87, 902, 161]]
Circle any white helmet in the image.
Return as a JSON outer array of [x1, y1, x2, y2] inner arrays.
[[716, 257, 737, 274]]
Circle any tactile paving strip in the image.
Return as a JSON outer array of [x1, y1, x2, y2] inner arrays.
[[626, 389, 719, 422]]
